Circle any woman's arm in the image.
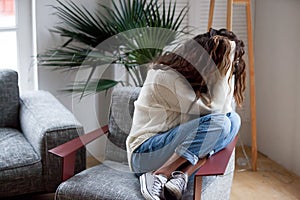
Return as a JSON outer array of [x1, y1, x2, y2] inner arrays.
[[153, 40, 236, 115], [153, 72, 212, 115]]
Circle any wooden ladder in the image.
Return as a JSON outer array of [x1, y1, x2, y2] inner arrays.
[[207, 0, 257, 171]]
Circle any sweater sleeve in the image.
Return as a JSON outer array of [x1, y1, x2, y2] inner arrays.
[[153, 72, 212, 115]]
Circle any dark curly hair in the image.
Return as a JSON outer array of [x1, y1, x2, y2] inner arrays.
[[154, 28, 246, 106]]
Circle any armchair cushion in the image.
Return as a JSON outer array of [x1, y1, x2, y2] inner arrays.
[[0, 69, 19, 128], [0, 128, 43, 196], [56, 151, 235, 200], [56, 161, 142, 200], [0, 128, 40, 171]]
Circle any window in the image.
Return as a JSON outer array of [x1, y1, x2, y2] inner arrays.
[[0, 0, 35, 91], [0, 0, 17, 70]]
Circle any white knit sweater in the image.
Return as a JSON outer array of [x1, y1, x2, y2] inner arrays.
[[126, 41, 236, 170]]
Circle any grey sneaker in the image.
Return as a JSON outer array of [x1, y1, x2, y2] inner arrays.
[[140, 172, 168, 200], [164, 171, 188, 200]]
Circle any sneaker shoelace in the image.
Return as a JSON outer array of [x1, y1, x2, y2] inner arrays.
[[170, 172, 187, 192], [152, 175, 166, 197]]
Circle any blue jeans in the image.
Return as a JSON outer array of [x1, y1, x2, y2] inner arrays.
[[131, 112, 240, 174]]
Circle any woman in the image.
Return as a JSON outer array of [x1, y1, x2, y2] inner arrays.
[[126, 28, 246, 200]]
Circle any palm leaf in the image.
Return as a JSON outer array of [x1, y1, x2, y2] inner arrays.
[[38, 0, 190, 96], [38, 46, 118, 69], [62, 79, 120, 97]]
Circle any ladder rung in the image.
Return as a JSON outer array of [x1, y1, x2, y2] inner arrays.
[[233, 0, 249, 4]]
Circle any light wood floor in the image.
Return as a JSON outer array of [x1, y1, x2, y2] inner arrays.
[[231, 146, 300, 200], [8, 146, 300, 200]]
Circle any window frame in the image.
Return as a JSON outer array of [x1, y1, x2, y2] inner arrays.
[[0, 0, 36, 91]]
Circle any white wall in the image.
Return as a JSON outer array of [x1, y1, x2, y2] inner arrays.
[[254, 0, 300, 175], [34, 0, 111, 161]]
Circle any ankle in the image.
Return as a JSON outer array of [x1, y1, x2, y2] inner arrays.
[[153, 169, 171, 178]]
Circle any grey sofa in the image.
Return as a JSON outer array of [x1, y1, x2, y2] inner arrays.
[[0, 69, 86, 198], [54, 87, 235, 200]]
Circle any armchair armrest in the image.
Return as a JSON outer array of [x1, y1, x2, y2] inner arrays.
[[19, 91, 85, 190], [193, 136, 238, 200], [49, 125, 109, 181], [20, 91, 84, 155]]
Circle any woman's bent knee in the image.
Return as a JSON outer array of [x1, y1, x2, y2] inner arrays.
[[228, 111, 241, 135], [209, 113, 231, 134], [229, 112, 241, 126]]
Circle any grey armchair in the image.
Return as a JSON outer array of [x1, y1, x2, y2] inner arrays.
[[51, 87, 237, 200], [0, 69, 86, 198]]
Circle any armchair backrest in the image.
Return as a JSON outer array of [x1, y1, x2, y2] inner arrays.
[[0, 69, 20, 128], [106, 87, 141, 164]]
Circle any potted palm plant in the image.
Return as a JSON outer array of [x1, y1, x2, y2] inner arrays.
[[37, 0, 188, 98]]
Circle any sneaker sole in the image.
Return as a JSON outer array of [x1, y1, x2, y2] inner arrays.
[[164, 182, 182, 200], [164, 188, 179, 200], [140, 174, 159, 200]]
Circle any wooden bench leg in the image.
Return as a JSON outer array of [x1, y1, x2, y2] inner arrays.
[[194, 175, 202, 200]]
